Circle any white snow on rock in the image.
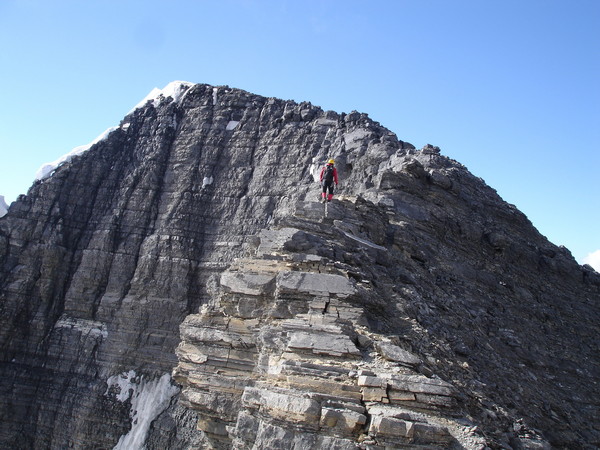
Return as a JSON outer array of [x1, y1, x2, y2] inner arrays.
[[226, 120, 240, 130], [106, 371, 179, 450], [35, 126, 119, 181], [310, 157, 324, 183], [202, 176, 214, 188], [583, 249, 600, 272], [310, 163, 320, 182], [130, 80, 195, 113], [106, 370, 138, 402], [33, 81, 196, 183], [0, 195, 8, 218]]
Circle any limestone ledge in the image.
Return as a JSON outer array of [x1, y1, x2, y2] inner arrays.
[[173, 216, 476, 449]]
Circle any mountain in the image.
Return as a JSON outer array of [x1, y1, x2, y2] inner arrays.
[[0, 82, 598, 449]]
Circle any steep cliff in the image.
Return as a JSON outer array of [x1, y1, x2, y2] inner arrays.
[[0, 82, 598, 449]]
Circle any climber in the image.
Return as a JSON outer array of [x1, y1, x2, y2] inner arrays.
[[319, 159, 339, 202]]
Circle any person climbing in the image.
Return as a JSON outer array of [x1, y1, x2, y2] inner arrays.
[[319, 159, 339, 202]]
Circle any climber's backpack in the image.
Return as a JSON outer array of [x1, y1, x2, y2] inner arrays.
[[324, 165, 335, 184]]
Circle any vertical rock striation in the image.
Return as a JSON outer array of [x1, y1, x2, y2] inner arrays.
[[0, 82, 598, 448]]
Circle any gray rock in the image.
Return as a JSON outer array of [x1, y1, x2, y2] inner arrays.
[[220, 271, 276, 296], [276, 271, 357, 298], [0, 82, 597, 449], [376, 342, 422, 366], [287, 330, 361, 357]]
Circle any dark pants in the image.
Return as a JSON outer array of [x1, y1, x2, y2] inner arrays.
[[322, 182, 334, 195]]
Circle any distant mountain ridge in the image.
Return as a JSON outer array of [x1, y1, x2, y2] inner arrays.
[[0, 82, 598, 449]]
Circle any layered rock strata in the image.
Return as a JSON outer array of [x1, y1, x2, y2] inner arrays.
[[174, 198, 477, 448], [0, 82, 598, 448]]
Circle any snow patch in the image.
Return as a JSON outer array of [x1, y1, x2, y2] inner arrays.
[[33, 81, 197, 183], [35, 126, 119, 180], [226, 120, 240, 130], [212, 87, 218, 105], [130, 80, 195, 113], [583, 249, 600, 272], [202, 176, 214, 188], [131, 87, 161, 112], [106, 371, 179, 450], [106, 370, 138, 402], [0, 195, 8, 218], [310, 163, 320, 182]]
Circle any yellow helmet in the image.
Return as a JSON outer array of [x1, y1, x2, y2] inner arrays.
[[328, 159, 335, 164]]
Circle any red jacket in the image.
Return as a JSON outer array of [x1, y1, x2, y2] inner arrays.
[[319, 164, 338, 184]]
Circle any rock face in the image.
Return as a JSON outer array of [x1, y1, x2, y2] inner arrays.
[[0, 82, 598, 449], [174, 202, 466, 449]]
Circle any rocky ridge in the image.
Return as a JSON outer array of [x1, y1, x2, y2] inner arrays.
[[0, 82, 598, 448], [174, 198, 482, 449]]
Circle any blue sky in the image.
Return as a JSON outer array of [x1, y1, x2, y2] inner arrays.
[[1, 0, 598, 267]]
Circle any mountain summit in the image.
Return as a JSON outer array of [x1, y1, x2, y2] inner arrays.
[[0, 82, 598, 449]]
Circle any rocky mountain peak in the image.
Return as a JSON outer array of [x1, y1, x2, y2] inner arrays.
[[0, 82, 598, 449]]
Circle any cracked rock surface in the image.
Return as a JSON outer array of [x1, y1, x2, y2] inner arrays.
[[174, 200, 469, 448], [0, 83, 598, 448]]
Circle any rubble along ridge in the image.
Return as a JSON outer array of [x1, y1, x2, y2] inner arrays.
[[0, 82, 598, 449], [173, 195, 600, 448], [174, 197, 478, 449]]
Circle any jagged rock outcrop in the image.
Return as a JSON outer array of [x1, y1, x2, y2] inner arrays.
[[0, 82, 598, 449], [173, 199, 474, 448]]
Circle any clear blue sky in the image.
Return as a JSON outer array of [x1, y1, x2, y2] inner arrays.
[[1, 0, 598, 266]]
